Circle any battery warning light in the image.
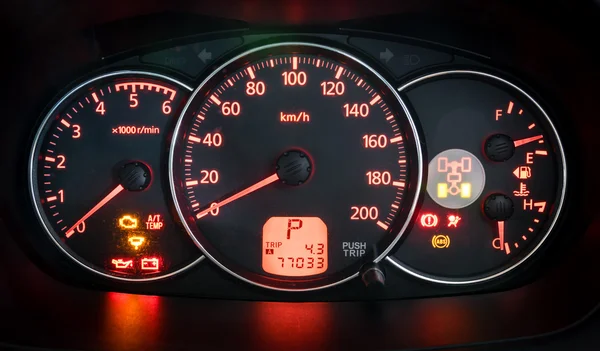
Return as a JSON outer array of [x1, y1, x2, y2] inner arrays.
[[118, 215, 138, 229], [141, 257, 160, 271]]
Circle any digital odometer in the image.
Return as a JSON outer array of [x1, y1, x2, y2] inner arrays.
[[170, 43, 423, 291], [29, 71, 201, 281]]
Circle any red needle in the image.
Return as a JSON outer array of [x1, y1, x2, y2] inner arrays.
[[498, 221, 510, 254], [65, 184, 125, 238], [513, 135, 543, 147], [196, 173, 280, 219]]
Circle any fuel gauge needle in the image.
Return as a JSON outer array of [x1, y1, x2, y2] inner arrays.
[[513, 134, 543, 147], [65, 184, 125, 238]]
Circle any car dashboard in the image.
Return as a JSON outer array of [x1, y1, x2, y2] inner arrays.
[[1, 1, 599, 350]]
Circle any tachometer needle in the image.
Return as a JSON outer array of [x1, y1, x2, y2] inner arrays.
[[196, 173, 280, 219], [65, 184, 125, 238], [513, 134, 543, 147]]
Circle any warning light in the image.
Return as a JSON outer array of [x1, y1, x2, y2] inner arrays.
[[513, 166, 532, 180], [513, 182, 530, 197], [431, 235, 450, 249], [119, 215, 138, 229], [427, 149, 486, 210], [145, 214, 164, 230], [437, 183, 448, 198], [111, 258, 134, 269], [460, 183, 471, 198], [420, 213, 439, 228], [437, 156, 472, 196], [128, 236, 145, 250], [141, 257, 160, 271], [447, 215, 461, 227]]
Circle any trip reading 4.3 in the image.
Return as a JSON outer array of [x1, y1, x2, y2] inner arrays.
[[262, 217, 328, 277]]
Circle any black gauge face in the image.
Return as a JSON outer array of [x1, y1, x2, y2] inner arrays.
[[390, 71, 566, 283], [170, 43, 422, 290], [30, 72, 201, 281]]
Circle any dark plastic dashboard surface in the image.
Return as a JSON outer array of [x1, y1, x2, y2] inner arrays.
[[1, 1, 599, 350]]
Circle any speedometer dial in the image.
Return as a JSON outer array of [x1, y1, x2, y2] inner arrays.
[[170, 43, 422, 291], [30, 71, 201, 281]]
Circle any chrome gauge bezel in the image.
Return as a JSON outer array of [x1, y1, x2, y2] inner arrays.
[[387, 70, 567, 285]]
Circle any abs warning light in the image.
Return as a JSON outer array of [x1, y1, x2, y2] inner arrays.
[[145, 214, 164, 230]]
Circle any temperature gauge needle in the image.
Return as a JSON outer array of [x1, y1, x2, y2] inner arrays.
[[513, 134, 543, 147], [498, 220, 511, 254], [196, 173, 280, 219], [65, 184, 125, 238]]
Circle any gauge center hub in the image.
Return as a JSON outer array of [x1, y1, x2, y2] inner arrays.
[[276, 150, 312, 186], [118, 161, 152, 191]]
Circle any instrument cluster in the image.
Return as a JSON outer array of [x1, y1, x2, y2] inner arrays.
[[22, 31, 569, 297]]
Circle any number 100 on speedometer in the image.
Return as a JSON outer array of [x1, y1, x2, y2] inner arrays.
[[169, 42, 423, 291]]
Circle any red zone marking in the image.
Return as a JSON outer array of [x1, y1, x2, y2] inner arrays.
[[114, 82, 177, 100]]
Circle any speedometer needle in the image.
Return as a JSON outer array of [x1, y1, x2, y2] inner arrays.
[[196, 173, 280, 219], [513, 134, 543, 147], [65, 184, 125, 238]]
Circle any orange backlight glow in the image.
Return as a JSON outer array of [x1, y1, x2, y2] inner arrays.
[[262, 217, 328, 277]]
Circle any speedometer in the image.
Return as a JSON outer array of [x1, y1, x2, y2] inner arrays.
[[170, 43, 422, 290]]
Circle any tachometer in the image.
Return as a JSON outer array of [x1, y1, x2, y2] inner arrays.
[[170, 43, 422, 291], [30, 71, 201, 281]]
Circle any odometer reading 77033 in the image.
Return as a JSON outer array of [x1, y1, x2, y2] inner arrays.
[[170, 43, 423, 291]]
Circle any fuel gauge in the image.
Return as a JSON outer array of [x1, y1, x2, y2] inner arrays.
[[390, 70, 566, 284]]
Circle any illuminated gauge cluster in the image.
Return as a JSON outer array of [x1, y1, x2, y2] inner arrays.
[[30, 72, 202, 281], [390, 71, 566, 284], [169, 43, 422, 291], [28, 41, 566, 291]]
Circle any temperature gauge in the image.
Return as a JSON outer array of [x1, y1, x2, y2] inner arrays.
[[390, 70, 566, 284]]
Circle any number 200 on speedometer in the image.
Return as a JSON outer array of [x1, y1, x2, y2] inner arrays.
[[169, 43, 423, 291]]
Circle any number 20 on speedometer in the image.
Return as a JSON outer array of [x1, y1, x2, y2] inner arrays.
[[169, 43, 423, 291]]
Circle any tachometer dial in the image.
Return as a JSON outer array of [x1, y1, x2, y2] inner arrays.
[[170, 43, 422, 291], [389, 70, 566, 284], [30, 71, 201, 281]]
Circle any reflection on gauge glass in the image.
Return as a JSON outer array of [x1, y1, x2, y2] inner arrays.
[[389, 70, 566, 284], [170, 42, 423, 291], [29, 71, 202, 281]]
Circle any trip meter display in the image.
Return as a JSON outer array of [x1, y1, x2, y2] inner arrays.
[[29, 71, 201, 281], [389, 71, 566, 284], [170, 43, 422, 291]]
